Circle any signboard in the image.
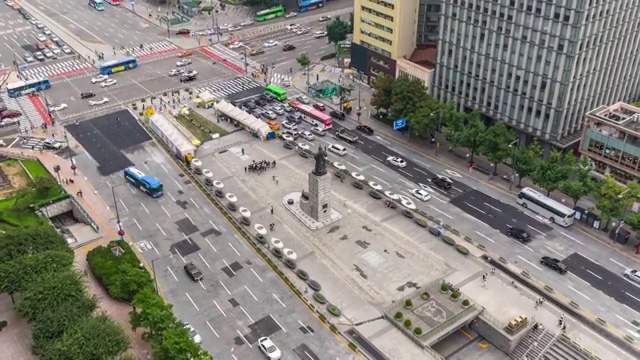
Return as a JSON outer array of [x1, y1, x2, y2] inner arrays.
[[18, 65, 27, 72], [393, 118, 406, 130], [144, 105, 155, 117]]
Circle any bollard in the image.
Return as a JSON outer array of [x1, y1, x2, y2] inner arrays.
[[543, 285, 554, 293]]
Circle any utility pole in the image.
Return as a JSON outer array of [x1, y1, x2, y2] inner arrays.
[[111, 185, 125, 240], [356, 72, 362, 123], [152, 259, 159, 295]]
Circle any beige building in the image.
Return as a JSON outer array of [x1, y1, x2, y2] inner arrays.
[[396, 44, 436, 94]]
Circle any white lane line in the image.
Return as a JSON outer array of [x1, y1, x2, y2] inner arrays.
[[475, 231, 495, 243], [483, 202, 502, 212], [375, 136, 390, 144], [517, 255, 542, 270], [569, 286, 592, 301], [626, 292, 640, 303], [398, 169, 414, 177], [232, 355, 238, 360], [430, 206, 453, 219], [174, 180, 183, 190], [168, 192, 176, 202], [161, 164, 168, 173], [586, 270, 602, 280], [185, 293, 200, 311], [119, 199, 129, 211], [219, 280, 231, 295], [240, 306, 254, 322], [400, 178, 414, 187], [167, 267, 178, 281], [206, 321, 220, 338], [569, 273, 590, 286], [578, 252, 599, 264], [414, 168, 429, 175], [198, 280, 205, 290], [161, 205, 171, 217], [132, 218, 142, 230], [156, 223, 166, 236], [464, 201, 486, 214], [198, 253, 211, 268], [213, 300, 226, 317], [209, 220, 220, 232], [173, 249, 186, 263], [349, 153, 360, 160], [431, 195, 447, 204], [560, 231, 585, 245], [298, 320, 313, 336], [205, 238, 217, 252], [185, 213, 195, 224], [223, 259, 236, 275], [527, 225, 546, 236], [412, 159, 430, 168], [251, 268, 263, 282], [346, 161, 364, 170], [544, 245, 564, 257], [183, 232, 192, 244], [610, 258, 628, 269], [150, 242, 160, 255], [273, 293, 286, 307], [229, 242, 241, 256], [270, 314, 287, 333], [236, 329, 252, 348], [190, 197, 200, 209], [370, 163, 388, 173], [371, 175, 390, 186], [245, 285, 258, 301], [140, 202, 149, 214]]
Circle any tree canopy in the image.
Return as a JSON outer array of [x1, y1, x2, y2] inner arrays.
[[0, 224, 70, 263], [389, 76, 428, 120], [370, 74, 394, 113], [530, 149, 575, 195], [594, 176, 639, 229], [480, 122, 515, 174], [326, 17, 349, 45], [446, 112, 486, 163], [296, 52, 310, 69]]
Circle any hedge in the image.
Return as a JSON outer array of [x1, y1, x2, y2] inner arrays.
[[320, 53, 336, 61]]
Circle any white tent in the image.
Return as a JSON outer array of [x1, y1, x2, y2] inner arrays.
[[198, 91, 215, 103], [147, 113, 196, 160], [215, 100, 272, 139]]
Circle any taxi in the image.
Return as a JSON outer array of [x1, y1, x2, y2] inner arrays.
[[264, 120, 280, 131], [36, 42, 46, 50], [177, 50, 192, 57], [45, 40, 55, 49], [287, 99, 299, 107]]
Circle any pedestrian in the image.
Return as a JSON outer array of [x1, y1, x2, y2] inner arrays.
[[557, 318, 563, 327], [343, 200, 347, 208], [533, 323, 539, 331], [270, 206, 274, 215], [272, 223, 275, 230], [84, 269, 88, 277], [561, 323, 566, 332], [241, 148, 245, 155], [244, 166, 247, 172], [482, 279, 487, 288], [491, 267, 496, 275], [272, 175, 276, 181], [482, 274, 486, 281]]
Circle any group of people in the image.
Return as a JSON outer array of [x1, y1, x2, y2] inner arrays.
[[244, 160, 276, 174]]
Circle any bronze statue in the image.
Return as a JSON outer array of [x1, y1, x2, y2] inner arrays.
[[313, 146, 327, 176]]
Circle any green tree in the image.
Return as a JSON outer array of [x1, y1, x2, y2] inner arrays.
[[296, 52, 310, 69], [11, 187, 31, 205], [370, 74, 394, 113], [32, 176, 58, 197], [0, 224, 70, 263], [406, 98, 443, 138], [624, 212, 640, 240], [348, 12, 354, 33], [530, 150, 575, 195], [108, 263, 154, 302], [389, 76, 427, 120], [559, 157, 597, 206], [593, 176, 638, 229], [0, 250, 74, 295], [130, 287, 176, 341], [513, 141, 543, 187], [151, 325, 204, 360], [446, 112, 487, 163], [631, 101, 640, 108], [41, 314, 129, 360], [480, 123, 516, 175], [326, 17, 349, 46]]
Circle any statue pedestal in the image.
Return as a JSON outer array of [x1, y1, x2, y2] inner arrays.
[[283, 192, 342, 230], [301, 171, 332, 223]]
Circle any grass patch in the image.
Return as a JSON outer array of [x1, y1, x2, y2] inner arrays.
[[175, 111, 228, 143], [21, 159, 51, 178]]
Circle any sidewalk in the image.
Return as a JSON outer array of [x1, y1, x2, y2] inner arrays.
[[291, 68, 640, 259], [2, 148, 151, 358]]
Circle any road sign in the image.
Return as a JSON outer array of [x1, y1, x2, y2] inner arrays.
[[18, 65, 27, 72], [393, 118, 406, 130]]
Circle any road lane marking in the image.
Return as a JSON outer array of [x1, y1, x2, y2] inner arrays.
[[251, 268, 263, 282], [578, 252, 599, 264], [185, 212, 195, 224], [464, 201, 486, 214], [228, 242, 241, 256], [568, 273, 590, 286], [205, 238, 217, 252], [350, 153, 360, 159], [398, 169, 414, 177], [222, 259, 235, 275], [375, 136, 390, 144], [370, 163, 387, 173], [167, 267, 178, 281], [232, 355, 238, 360], [206, 321, 220, 338], [172, 248, 186, 263], [483, 202, 502, 212], [150, 242, 160, 255], [371, 175, 389, 186], [198, 253, 211, 268], [615, 314, 638, 329], [245, 285, 258, 301], [412, 159, 430, 168], [240, 306, 254, 322], [517, 255, 542, 270], [174, 180, 183, 190], [527, 225, 546, 236], [560, 231, 585, 245], [132, 218, 142, 230], [156, 223, 166, 236], [161, 205, 171, 217], [273, 293, 286, 307], [161, 164, 168, 173], [544, 246, 564, 257], [414, 167, 429, 175], [626, 292, 640, 302], [185, 292, 200, 311], [610, 258, 628, 269], [430, 206, 453, 219], [189, 197, 200, 209], [167, 192, 176, 202], [298, 320, 313, 336], [198, 280, 205, 289], [119, 198, 128, 211], [475, 231, 495, 243], [213, 300, 226, 317], [431, 195, 447, 204], [182, 232, 192, 244], [219, 280, 231, 295], [209, 220, 219, 232], [140, 202, 150, 214], [569, 286, 592, 301], [586, 270, 602, 280], [346, 161, 364, 170], [236, 329, 252, 348], [400, 179, 414, 187], [270, 314, 287, 333]]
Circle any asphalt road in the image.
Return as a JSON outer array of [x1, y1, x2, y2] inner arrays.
[[71, 127, 352, 359]]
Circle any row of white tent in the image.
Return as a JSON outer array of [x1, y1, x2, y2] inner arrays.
[[214, 100, 275, 140]]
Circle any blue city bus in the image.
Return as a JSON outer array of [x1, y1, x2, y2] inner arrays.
[[298, 0, 325, 12], [99, 57, 138, 75], [6, 79, 51, 98], [123, 166, 164, 198]]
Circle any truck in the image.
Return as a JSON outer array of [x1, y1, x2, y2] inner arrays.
[[336, 128, 358, 143], [184, 262, 203, 282]]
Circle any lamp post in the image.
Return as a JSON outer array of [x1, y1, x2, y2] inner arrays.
[[111, 185, 125, 240], [508, 139, 520, 191], [152, 258, 159, 295], [210, 8, 220, 44], [64, 130, 77, 175]]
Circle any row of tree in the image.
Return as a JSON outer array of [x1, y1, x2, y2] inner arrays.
[[370, 74, 637, 230], [0, 225, 130, 359]]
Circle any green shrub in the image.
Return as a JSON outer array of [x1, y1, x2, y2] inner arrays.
[[442, 236, 456, 245], [330, 323, 338, 333], [451, 291, 461, 299], [138, 111, 143, 116], [456, 245, 470, 255], [421, 291, 430, 300], [394, 311, 403, 320], [348, 342, 358, 351], [440, 283, 450, 292], [404, 319, 412, 329], [462, 299, 471, 307], [414, 327, 423, 336], [404, 299, 413, 308], [297, 269, 309, 280], [320, 53, 337, 61]]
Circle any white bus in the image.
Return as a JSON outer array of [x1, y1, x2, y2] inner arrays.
[[516, 187, 575, 227]]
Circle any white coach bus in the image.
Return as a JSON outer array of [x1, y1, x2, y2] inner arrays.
[[516, 187, 575, 227]]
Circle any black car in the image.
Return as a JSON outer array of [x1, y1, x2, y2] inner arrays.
[[180, 74, 197, 83], [23, 13, 32, 20], [255, 99, 266, 107], [506, 225, 531, 243], [244, 101, 257, 110], [540, 256, 568, 274], [330, 110, 345, 120], [184, 262, 203, 281], [355, 125, 374, 135], [430, 175, 453, 191], [18, 8, 27, 15], [282, 44, 296, 52], [80, 92, 96, 99]]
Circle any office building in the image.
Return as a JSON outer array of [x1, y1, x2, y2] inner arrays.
[[417, 0, 441, 44], [433, 1, 640, 150], [579, 102, 640, 185]]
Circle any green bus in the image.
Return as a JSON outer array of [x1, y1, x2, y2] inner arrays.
[[265, 84, 287, 101], [255, 5, 285, 22]]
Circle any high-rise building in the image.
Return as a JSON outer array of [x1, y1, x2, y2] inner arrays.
[[417, 0, 441, 44], [433, 0, 640, 150]]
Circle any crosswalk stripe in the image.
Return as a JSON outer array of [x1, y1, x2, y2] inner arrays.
[[21, 60, 92, 81], [195, 77, 261, 99], [121, 41, 179, 58]]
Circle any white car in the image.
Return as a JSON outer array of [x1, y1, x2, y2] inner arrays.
[[49, 103, 67, 111], [387, 156, 407, 168], [314, 31, 328, 38], [91, 74, 108, 84], [258, 337, 281, 359], [624, 269, 640, 284], [100, 78, 117, 88], [410, 189, 431, 202], [36, 33, 46, 41], [184, 323, 202, 344], [184, 69, 198, 77], [169, 68, 185, 77], [282, 120, 297, 130], [176, 59, 192, 67], [296, 28, 309, 35], [296, 95, 310, 104], [35, 22, 44, 29], [29, 19, 38, 25], [61, 46, 72, 54], [228, 25, 242, 31], [264, 40, 279, 48], [229, 42, 244, 49], [42, 49, 54, 58], [328, 143, 347, 156], [300, 130, 314, 141], [287, 24, 299, 31], [89, 97, 109, 106], [285, 12, 297, 18], [240, 20, 254, 26], [42, 28, 52, 35]]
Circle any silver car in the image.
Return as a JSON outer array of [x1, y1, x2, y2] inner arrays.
[[23, 52, 35, 62], [42, 28, 52, 35], [42, 49, 54, 58], [61, 46, 72, 54], [36, 33, 46, 42]]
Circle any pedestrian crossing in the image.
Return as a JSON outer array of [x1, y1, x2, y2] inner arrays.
[[0, 70, 10, 86], [21, 60, 92, 81], [17, 136, 45, 151], [195, 77, 262, 99], [0, 95, 43, 132], [209, 44, 261, 70], [270, 73, 292, 86], [121, 41, 180, 59]]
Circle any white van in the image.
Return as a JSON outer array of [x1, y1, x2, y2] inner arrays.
[[328, 144, 347, 156]]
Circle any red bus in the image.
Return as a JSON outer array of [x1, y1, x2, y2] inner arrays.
[[293, 103, 333, 129]]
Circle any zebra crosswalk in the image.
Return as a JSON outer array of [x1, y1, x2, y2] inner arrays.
[[209, 44, 261, 70], [21, 59, 92, 81], [121, 41, 180, 59], [195, 77, 262, 99], [0, 95, 43, 131], [270, 73, 292, 86]]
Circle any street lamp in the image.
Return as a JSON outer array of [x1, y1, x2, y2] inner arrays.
[[64, 129, 77, 175], [110, 184, 125, 240], [508, 139, 520, 191]]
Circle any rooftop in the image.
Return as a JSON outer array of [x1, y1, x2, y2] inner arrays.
[[405, 44, 437, 70], [586, 102, 640, 134]]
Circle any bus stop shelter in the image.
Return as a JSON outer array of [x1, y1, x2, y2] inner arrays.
[[214, 100, 274, 140]]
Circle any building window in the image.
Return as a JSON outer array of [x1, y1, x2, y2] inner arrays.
[[361, 6, 394, 22], [361, 29, 393, 46]]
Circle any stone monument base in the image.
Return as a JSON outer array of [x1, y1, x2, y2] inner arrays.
[[283, 192, 342, 230]]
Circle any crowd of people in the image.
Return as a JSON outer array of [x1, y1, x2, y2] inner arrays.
[[245, 160, 276, 174]]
